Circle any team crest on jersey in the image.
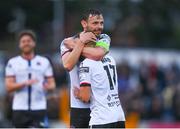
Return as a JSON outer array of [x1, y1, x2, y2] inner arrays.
[[36, 62, 41, 66]]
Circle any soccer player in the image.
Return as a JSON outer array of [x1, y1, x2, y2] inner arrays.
[[5, 30, 56, 128], [74, 55, 126, 128], [60, 9, 110, 128]]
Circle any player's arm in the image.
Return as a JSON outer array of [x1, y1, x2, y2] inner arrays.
[[65, 39, 108, 61], [82, 46, 107, 61], [61, 39, 84, 71], [5, 77, 38, 93], [82, 35, 110, 60], [5, 61, 38, 93], [74, 85, 91, 103], [63, 37, 75, 50], [64, 34, 110, 61], [64, 38, 106, 61], [61, 32, 96, 71], [43, 59, 56, 91], [74, 61, 92, 103], [43, 77, 56, 91]]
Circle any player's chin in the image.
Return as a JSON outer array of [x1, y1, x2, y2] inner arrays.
[[21, 48, 34, 54]]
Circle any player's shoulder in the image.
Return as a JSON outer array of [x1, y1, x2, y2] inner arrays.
[[60, 34, 78, 45], [35, 55, 50, 63], [7, 56, 21, 63], [83, 58, 97, 63], [80, 58, 100, 67], [60, 37, 73, 45], [105, 55, 114, 60], [102, 55, 116, 64], [80, 58, 90, 64]]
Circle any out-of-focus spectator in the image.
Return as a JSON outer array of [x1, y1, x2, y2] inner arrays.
[[116, 58, 180, 122], [172, 85, 180, 121]]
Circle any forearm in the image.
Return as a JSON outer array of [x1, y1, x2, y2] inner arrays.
[[44, 78, 56, 91], [6, 82, 25, 93], [82, 47, 106, 61], [78, 87, 91, 103], [64, 38, 76, 49], [79, 92, 90, 103], [62, 40, 84, 71]]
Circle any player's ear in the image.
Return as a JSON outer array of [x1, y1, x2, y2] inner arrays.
[[81, 20, 87, 28]]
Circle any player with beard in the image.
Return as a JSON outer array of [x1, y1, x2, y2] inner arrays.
[[60, 9, 111, 128], [5, 30, 56, 128]]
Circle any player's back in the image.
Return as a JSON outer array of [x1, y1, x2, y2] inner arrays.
[[82, 55, 125, 125]]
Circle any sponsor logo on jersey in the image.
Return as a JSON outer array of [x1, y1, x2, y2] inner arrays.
[[79, 67, 89, 73]]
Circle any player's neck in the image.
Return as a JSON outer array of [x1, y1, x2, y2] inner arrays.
[[21, 52, 35, 60]]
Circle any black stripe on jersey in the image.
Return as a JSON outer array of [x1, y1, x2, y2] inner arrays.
[[28, 60, 32, 110], [80, 83, 91, 87]]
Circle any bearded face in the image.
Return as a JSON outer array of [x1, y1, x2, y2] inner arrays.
[[19, 35, 36, 54], [82, 14, 104, 37]]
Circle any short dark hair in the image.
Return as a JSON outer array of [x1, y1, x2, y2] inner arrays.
[[18, 30, 37, 42], [82, 9, 102, 21]]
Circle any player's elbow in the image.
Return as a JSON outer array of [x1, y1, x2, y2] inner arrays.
[[63, 62, 73, 71], [6, 84, 13, 93], [62, 56, 73, 71], [6, 87, 11, 93]]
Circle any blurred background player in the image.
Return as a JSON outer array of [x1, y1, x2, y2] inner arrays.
[[5, 30, 56, 128], [60, 9, 111, 128], [74, 55, 125, 128]]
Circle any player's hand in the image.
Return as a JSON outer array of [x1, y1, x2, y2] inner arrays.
[[79, 32, 97, 44], [73, 86, 80, 99], [23, 79, 39, 86], [64, 37, 75, 49]]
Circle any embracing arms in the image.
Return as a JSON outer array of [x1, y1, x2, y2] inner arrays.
[[61, 32, 110, 71]]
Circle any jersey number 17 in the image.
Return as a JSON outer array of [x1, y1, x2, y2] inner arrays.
[[103, 64, 116, 90]]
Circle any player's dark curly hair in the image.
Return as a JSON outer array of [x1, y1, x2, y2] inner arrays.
[[82, 9, 102, 21]]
